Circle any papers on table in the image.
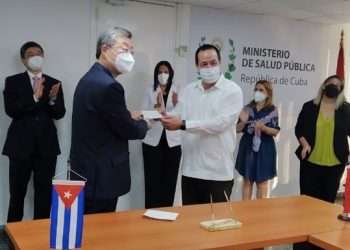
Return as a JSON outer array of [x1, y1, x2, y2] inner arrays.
[[143, 209, 179, 221], [141, 110, 162, 120]]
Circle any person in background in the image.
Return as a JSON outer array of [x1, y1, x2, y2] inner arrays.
[[142, 61, 181, 208], [70, 27, 148, 214], [160, 44, 243, 205], [3, 41, 65, 222], [294, 74, 350, 250], [235, 80, 279, 200]]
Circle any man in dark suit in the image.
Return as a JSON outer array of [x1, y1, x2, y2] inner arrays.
[[3, 41, 66, 222], [70, 27, 148, 214]]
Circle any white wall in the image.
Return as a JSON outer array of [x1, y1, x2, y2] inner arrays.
[[0, 0, 347, 225], [0, 0, 93, 224], [0, 0, 183, 225]]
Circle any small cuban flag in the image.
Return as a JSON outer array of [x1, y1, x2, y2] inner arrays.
[[50, 180, 85, 250]]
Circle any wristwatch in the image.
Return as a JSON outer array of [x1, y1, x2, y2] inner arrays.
[[180, 120, 186, 130]]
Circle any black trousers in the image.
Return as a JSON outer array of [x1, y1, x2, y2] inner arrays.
[[300, 160, 345, 203], [84, 197, 118, 214], [7, 155, 57, 222], [293, 160, 345, 250], [182, 175, 234, 205], [142, 137, 181, 209]]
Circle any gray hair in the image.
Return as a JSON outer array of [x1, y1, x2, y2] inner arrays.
[[96, 27, 132, 59], [313, 75, 346, 110]]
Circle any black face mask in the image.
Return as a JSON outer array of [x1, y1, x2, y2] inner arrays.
[[324, 84, 340, 98]]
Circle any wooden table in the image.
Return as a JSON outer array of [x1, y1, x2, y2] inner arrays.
[[309, 228, 350, 250], [5, 195, 346, 250]]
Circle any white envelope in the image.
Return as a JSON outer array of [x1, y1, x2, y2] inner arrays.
[[143, 209, 179, 221], [142, 110, 162, 120]]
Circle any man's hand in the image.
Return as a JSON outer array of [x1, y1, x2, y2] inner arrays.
[[160, 115, 182, 130], [49, 82, 61, 99], [34, 77, 45, 100], [131, 111, 142, 120]]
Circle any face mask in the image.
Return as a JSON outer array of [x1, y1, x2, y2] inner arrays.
[[114, 52, 135, 73], [199, 66, 221, 83], [158, 73, 169, 86], [324, 84, 340, 98], [27, 56, 44, 71], [254, 91, 267, 103]]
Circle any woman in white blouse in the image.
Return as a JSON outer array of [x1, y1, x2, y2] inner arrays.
[[142, 61, 181, 208]]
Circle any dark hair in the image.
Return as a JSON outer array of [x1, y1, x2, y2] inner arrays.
[[20, 41, 44, 59], [195, 44, 221, 66], [153, 61, 174, 93]]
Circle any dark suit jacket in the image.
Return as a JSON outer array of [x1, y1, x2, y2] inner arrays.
[[70, 63, 148, 200], [295, 100, 350, 164], [3, 72, 65, 158]]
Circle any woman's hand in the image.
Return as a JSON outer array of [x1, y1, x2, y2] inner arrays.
[[299, 137, 311, 160], [172, 91, 178, 106], [255, 121, 265, 130], [301, 144, 311, 160]]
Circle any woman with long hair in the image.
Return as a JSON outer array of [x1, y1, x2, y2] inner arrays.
[[142, 61, 181, 208], [235, 80, 280, 200]]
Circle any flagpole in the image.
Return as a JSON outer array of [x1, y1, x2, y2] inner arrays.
[[67, 160, 71, 180]]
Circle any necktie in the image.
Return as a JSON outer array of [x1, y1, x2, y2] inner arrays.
[[32, 76, 40, 91]]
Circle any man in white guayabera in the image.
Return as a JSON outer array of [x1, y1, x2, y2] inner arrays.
[[161, 44, 243, 205]]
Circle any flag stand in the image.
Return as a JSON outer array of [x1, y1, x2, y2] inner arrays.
[[50, 160, 86, 250], [53, 160, 87, 182]]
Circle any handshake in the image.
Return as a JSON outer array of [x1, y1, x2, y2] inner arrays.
[[131, 111, 183, 130]]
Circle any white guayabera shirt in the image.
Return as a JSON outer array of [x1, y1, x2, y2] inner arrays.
[[173, 74, 243, 181]]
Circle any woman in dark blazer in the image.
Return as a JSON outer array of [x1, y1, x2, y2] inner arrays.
[[294, 74, 350, 250], [295, 74, 350, 202]]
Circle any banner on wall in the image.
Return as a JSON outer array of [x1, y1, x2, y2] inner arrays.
[[187, 7, 334, 195], [197, 36, 317, 89]]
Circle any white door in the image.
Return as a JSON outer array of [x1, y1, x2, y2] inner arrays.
[[96, 0, 177, 210]]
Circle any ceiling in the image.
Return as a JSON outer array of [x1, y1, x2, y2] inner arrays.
[[161, 0, 350, 24]]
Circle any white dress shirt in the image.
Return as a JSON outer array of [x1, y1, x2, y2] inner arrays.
[[174, 75, 243, 181], [142, 84, 181, 147]]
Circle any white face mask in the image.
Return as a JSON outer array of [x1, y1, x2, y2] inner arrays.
[[27, 56, 44, 71], [254, 91, 267, 103], [158, 73, 169, 85], [199, 66, 221, 83], [114, 52, 135, 73]]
